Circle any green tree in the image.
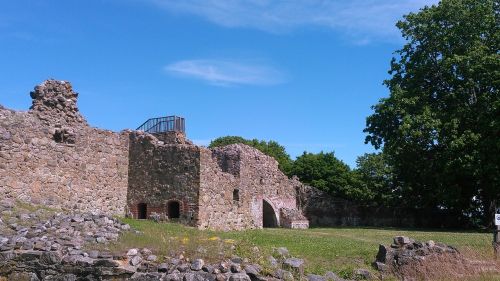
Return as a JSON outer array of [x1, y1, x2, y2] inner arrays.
[[290, 151, 370, 201], [364, 0, 499, 226], [209, 136, 293, 175], [353, 153, 397, 206]]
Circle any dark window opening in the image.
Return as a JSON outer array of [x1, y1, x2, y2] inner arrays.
[[263, 200, 278, 228], [137, 203, 147, 219], [53, 128, 75, 144], [233, 189, 240, 202], [168, 201, 180, 219]]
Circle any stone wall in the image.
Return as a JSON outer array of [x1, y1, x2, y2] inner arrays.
[[296, 184, 461, 228], [198, 147, 244, 231], [0, 80, 129, 215], [127, 131, 200, 226], [198, 144, 301, 231], [0, 79, 307, 230]]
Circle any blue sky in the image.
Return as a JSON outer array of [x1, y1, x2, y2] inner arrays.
[[0, 0, 438, 167]]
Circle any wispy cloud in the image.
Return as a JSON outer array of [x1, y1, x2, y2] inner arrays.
[[165, 59, 285, 86], [151, 0, 439, 43]]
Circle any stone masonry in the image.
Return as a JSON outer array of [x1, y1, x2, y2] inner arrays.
[[0, 80, 309, 230], [0, 80, 129, 215], [127, 132, 309, 231]]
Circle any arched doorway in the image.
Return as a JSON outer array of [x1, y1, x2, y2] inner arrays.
[[263, 200, 278, 228], [137, 203, 147, 219], [167, 201, 180, 219]]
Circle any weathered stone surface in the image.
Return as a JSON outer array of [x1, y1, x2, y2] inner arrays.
[[229, 273, 251, 281], [306, 274, 325, 281], [128, 133, 308, 231], [393, 236, 411, 246], [274, 270, 294, 281], [191, 259, 204, 271], [130, 255, 143, 266], [7, 272, 40, 281], [127, 248, 139, 256], [282, 258, 304, 274], [0, 80, 129, 216], [94, 259, 120, 268], [353, 268, 372, 280], [244, 264, 261, 278], [40, 251, 63, 265], [165, 272, 182, 281], [324, 271, 345, 281]]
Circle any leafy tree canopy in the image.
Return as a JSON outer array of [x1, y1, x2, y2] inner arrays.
[[353, 153, 398, 206], [364, 0, 499, 226], [290, 151, 371, 202], [209, 136, 293, 175]]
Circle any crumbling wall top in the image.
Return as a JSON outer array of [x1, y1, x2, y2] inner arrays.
[[29, 79, 86, 125]]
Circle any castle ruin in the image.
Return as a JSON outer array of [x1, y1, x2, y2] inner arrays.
[[0, 80, 308, 231]]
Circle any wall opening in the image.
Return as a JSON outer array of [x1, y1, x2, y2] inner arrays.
[[233, 189, 240, 202], [168, 201, 180, 219], [137, 203, 147, 219], [263, 200, 278, 228]]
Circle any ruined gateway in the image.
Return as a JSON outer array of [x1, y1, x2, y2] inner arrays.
[[0, 80, 309, 231]]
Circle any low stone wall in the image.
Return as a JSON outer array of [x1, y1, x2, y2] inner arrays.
[[297, 184, 460, 228], [0, 80, 129, 215], [280, 208, 309, 229]]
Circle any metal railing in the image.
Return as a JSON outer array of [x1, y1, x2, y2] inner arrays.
[[136, 116, 185, 134]]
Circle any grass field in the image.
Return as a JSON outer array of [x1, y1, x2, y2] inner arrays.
[[100, 219, 497, 279]]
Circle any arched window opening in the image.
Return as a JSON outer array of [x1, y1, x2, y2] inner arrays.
[[168, 201, 180, 219], [137, 203, 147, 220]]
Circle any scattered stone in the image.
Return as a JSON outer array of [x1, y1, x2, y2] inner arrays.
[[127, 248, 139, 256], [130, 255, 143, 266], [244, 264, 261, 278], [274, 269, 294, 281], [324, 271, 344, 281], [178, 263, 190, 273], [307, 274, 326, 281], [393, 236, 411, 246], [283, 258, 304, 275], [268, 256, 279, 268], [230, 262, 242, 273], [231, 256, 243, 264], [353, 269, 372, 280], [191, 259, 205, 271], [94, 259, 120, 267], [166, 272, 182, 281], [229, 273, 252, 281], [158, 263, 169, 273], [202, 264, 215, 274]]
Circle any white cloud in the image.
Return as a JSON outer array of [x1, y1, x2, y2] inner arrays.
[[150, 0, 439, 43], [165, 59, 285, 86]]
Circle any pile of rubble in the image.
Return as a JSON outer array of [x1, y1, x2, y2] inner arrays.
[[374, 236, 499, 280], [0, 197, 130, 280], [0, 198, 356, 281]]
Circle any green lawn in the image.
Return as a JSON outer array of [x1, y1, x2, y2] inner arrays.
[[101, 219, 496, 279]]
